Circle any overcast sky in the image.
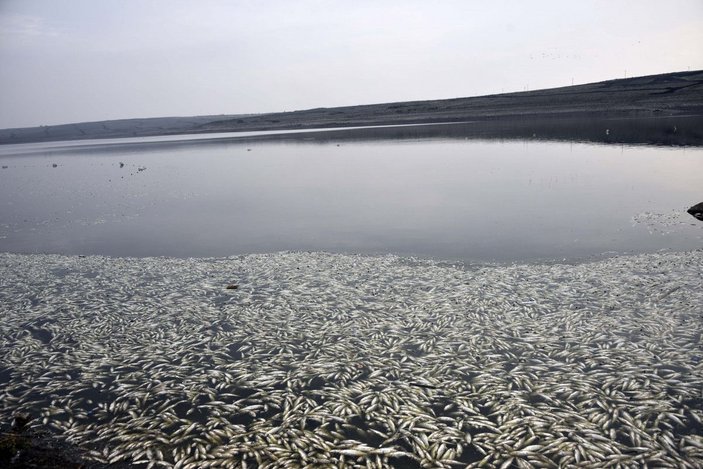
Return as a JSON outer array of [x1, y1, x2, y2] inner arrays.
[[0, 0, 701, 129]]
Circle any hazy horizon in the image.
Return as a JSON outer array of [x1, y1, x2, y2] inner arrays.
[[1, 0, 702, 129]]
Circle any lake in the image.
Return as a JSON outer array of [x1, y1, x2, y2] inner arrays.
[[0, 121, 701, 262], [2, 121, 703, 468]]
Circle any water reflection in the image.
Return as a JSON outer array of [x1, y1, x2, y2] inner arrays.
[[1, 116, 701, 158], [244, 115, 703, 147], [0, 123, 701, 262]]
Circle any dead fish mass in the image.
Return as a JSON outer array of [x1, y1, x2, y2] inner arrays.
[[1, 250, 702, 468]]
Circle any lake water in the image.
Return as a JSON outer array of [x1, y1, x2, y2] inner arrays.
[[0, 122, 701, 262]]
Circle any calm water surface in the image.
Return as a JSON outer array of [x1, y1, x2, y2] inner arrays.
[[0, 124, 701, 262]]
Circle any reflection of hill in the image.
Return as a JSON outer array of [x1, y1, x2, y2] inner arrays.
[[259, 115, 702, 147], [1, 70, 702, 145], [17, 116, 701, 158]]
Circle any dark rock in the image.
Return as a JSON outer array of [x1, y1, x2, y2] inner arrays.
[[52, 163, 58, 168], [119, 162, 124, 168], [688, 202, 703, 221], [226, 284, 239, 290]]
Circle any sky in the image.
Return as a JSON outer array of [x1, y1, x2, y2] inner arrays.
[[0, 0, 701, 129]]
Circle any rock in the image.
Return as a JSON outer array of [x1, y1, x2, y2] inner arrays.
[[119, 162, 124, 168], [226, 284, 239, 290], [52, 163, 57, 168], [687, 202, 703, 221]]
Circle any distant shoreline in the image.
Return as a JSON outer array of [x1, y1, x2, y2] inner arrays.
[[2, 115, 701, 149], [1, 69, 702, 145]]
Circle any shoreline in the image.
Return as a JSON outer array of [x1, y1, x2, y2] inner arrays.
[[0, 245, 698, 270]]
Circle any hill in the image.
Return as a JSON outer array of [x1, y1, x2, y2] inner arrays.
[[1, 70, 702, 144]]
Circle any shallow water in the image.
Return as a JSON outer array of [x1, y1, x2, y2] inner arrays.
[[0, 123, 701, 262]]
